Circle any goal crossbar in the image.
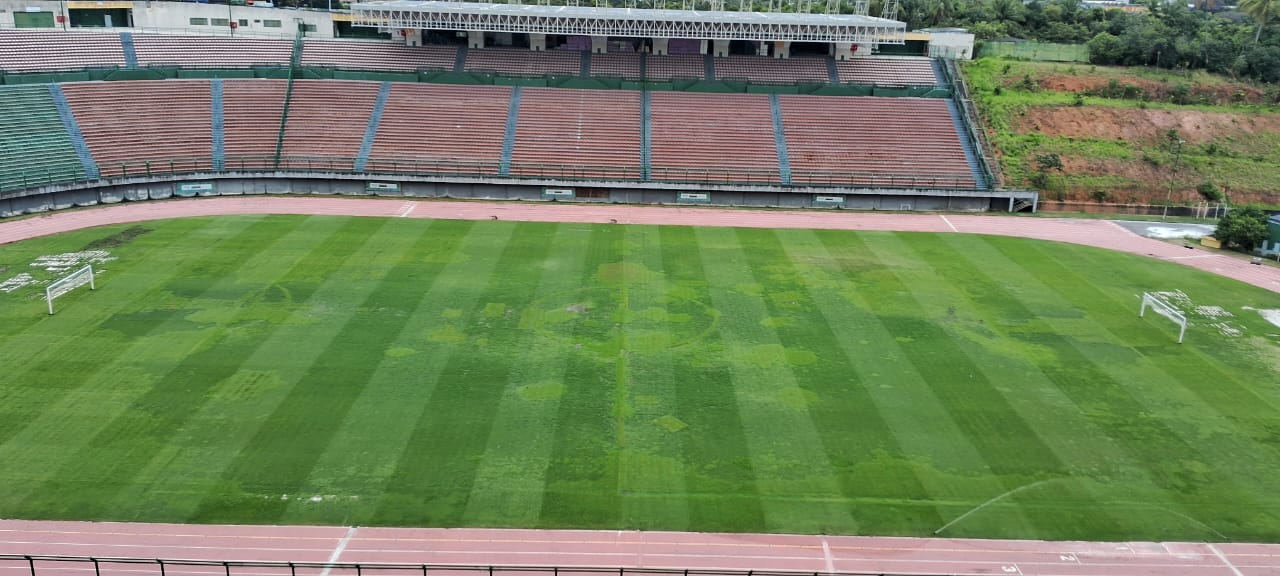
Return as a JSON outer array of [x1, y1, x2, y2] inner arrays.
[[46, 264, 95, 315], [1139, 292, 1186, 344]]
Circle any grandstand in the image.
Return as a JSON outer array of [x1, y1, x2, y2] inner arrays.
[[0, 17, 1033, 215]]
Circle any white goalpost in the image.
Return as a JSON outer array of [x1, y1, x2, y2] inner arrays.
[[46, 264, 95, 315], [1140, 292, 1186, 344]]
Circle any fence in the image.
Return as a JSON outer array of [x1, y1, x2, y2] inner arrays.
[[978, 42, 1089, 63], [1037, 200, 1227, 218], [1, 154, 987, 197], [0, 555, 943, 576]]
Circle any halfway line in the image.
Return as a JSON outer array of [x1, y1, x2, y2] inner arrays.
[[320, 526, 359, 576]]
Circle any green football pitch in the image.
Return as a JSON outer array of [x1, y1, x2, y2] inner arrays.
[[1, 214, 1278, 542]]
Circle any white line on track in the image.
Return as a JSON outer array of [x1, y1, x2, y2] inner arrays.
[[319, 527, 358, 576], [396, 202, 417, 218], [940, 215, 959, 233], [1208, 544, 1245, 576], [821, 539, 834, 574]]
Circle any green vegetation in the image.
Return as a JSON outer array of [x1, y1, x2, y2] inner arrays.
[[964, 58, 1280, 204], [1, 215, 1279, 541], [1216, 205, 1273, 250]]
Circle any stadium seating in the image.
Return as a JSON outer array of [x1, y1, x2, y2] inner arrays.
[[133, 34, 291, 68], [222, 79, 288, 170], [367, 83, 511, 175], [649, 92, 780, 184], [0, 29, 126, 72], [0, 85, 86, 191], [645, 54, 704, 81], [465, 47, 580, 77], [589, 53, 642, 80], [280, 80, 378, 172], [302, 40, 456, 71], [836, 57, 938, 86], [510, 88, 642, 180], [714, 56, 829, 85], [60, 80, 214, 177], [779, 95, 976, 188]]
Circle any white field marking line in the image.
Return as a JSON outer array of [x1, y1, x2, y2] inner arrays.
[[1209, 544, 1245, 576], [396, 202, 417, 218], [822, 538, 835, 574], [1163, 254, 1218, 260], [940, 215, 959, 233], [0, 540, 326, 552], [319, 526, 358, 576]]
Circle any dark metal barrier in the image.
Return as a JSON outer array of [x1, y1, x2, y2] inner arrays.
[[0, 554, 946, 576]]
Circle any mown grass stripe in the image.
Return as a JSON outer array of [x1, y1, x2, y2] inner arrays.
[[811, 230, 1042, 537], [538, 225, 629, 529], [7, 216, 314, 517], [370, 222, 560, 526], [656, 225, 766, 533], [96, 217, 407, 521], [285, 221, 519, 526], [0, 218, 242, 444], [694, 226, 855, 534], [462, 224, 598, 527], [615, 224, 691, 529], [737, 228, 944, 532], [893, 233, 1133, 539], [187, 218, 465, 523]]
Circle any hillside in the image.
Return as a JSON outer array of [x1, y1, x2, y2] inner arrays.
[[964, 58, 1280, 207]]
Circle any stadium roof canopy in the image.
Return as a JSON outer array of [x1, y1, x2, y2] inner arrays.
[[351, 1, 906, 43]]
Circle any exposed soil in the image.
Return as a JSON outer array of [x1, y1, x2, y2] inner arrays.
[[1013, 105, 1280, 145], [82, 225, 152, 250]]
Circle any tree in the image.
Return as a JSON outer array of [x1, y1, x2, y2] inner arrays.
[[1238, 0, 1280, 43], [1215, 205, 1271, 251]]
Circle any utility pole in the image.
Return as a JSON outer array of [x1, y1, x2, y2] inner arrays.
[[1163, 138, 1184, 221]]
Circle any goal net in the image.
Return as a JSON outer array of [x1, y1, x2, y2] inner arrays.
[[1139, 292, 1186, 344], [46, 264, 95, 315]]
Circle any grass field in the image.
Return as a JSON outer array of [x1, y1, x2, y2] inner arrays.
[[1, 214, 1279, 542]]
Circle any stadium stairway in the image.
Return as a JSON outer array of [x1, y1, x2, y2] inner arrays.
[[119, 32, 138, 69], [499, 86, 523, 176], [946, 98, 988, 189], [355, 81, 391, 173], [825, 57, 839, 84], [0, 85, 88, 191], [640, 90, 652, 180], [47, 84, 99, 180], [211, 79, 225, 171], [638, 53, 647, 83], [768, 94, 792, 184], [453, 45, 468, 73], [704, 54, 715, 81], [580, 51, 591, 78]]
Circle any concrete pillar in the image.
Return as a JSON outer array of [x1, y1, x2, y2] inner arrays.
[[404, 29, 422, 47], [698, 39, 708, 54], [652, 37, 669, 56], [591, 35, 607, 54], [832, 42, 852, 61], [468, 31, 484, 49], [756, 41, 769, 56], [529, 33, 546, 51], [774, 41, 790, 59], [712, 39, 729, 57]]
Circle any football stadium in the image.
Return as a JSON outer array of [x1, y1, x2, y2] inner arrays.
[[1, 2, 1279, 575]]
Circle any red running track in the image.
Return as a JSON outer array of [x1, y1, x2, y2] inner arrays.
[[0, 520, 1278, 576], [0, 197, 1276, 293], [1, 197, 1279, 576]]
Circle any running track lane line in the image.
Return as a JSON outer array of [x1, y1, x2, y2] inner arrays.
[[0, 197, 1275, 293], [319, 527, 357, 576]]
